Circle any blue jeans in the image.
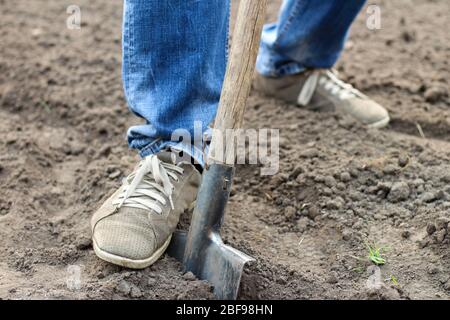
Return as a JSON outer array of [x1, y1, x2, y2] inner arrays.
[[123, 0, 366, 166]]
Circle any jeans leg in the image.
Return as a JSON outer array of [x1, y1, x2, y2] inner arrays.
[[123, 0, 230, 166], [256, 0, 366, 77]]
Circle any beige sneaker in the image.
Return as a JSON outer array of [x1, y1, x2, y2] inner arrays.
[[91, 151, 201, 269], [254, 69, 390, 128]]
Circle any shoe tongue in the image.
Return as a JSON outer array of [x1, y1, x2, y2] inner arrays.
[[157, 148, 202, 173], [156, 151, 176, 164]]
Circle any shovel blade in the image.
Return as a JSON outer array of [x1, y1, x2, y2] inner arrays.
[[167, 230, 254, 300]]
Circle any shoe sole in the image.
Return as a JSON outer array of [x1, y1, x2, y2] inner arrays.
[[93, 235, 172, 270], [367, 116, 390, 129]]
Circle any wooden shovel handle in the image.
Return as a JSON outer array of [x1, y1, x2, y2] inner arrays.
[[208, 0, 267, 165]]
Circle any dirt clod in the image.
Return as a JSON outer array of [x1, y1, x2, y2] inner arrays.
[[340, 172, 352, 183], [387, 182, 410, 202], [424, 85, 448, 103], [427, 223, 437, 235], [116, 280, 131, 296], [182, 272, 197, 281]]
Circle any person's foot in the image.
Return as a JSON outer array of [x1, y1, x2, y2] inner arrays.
[[254, 69, 390, 128], [91, 151, 201, 269]]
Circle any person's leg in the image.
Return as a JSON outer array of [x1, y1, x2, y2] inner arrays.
[[256, 0, 366, 77], [91, 0, 230, 269], [123, 0, 230, 166]]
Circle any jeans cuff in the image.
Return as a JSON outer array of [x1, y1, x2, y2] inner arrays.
[[139, 138, 209, 168], [257, 61, 306, 78]]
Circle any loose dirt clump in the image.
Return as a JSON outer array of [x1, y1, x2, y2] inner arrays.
[[1, 0, 449, 299]]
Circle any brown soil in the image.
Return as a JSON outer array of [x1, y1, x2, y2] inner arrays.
[[1, 0, 449, 300]]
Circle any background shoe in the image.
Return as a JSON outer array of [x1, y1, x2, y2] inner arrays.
[[91, 152, 201, 269], [254, 69, 390, 128]]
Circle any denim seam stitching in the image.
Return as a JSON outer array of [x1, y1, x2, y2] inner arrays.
[[273, 0, 303, 50], [140, 138, 163, 157], [125, 5, 137, 110], [225, 0, 231, 64]]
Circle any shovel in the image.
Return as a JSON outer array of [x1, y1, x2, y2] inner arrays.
[[167, 0, 267, 300]]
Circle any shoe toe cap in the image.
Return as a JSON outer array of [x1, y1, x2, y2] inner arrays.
[[93, 213, 157, 261], [348, 98, 390, 128]]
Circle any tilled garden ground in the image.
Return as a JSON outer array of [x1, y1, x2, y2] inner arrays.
[[0, 0, 449, 299]]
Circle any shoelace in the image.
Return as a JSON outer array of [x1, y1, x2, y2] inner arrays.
[[112, 155, 184, 214], [298, 69, 367, 106]]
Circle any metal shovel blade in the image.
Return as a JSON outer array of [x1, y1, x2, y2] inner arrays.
[[167, 164, 254, 300], [167, 230, 254, 300]]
